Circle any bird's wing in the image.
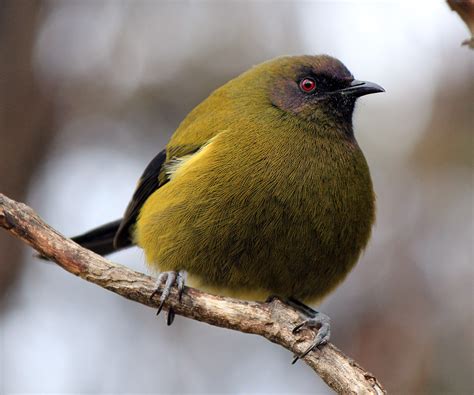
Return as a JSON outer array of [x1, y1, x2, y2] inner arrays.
[[113, 144, 201, 248], [113, 149, 167, 248]]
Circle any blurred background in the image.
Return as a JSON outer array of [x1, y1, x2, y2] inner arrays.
[[0, 0, 472, 393]]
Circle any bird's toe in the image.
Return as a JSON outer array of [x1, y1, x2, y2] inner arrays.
[[150, 270, 186, 324], [291, 311, 331, 364]]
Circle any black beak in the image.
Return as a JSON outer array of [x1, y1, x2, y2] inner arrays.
[[339, 80, 385, 98]]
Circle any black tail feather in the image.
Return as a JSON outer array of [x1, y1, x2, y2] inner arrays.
[[71, 218, 131, 256]]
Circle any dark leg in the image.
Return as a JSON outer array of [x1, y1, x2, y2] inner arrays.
[[286, 297, 331, 364], [149, 270, 186, 325], [265, 294, 282, 303], [286, 297, 318, 317]]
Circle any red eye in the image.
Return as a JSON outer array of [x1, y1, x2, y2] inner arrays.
[[299, 78, 316, 93]]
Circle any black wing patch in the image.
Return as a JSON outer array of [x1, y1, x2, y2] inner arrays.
[[113, 149, 168, 248], [113, 144, 202, 249]]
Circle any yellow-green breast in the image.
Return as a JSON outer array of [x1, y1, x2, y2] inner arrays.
[[135, 55, 376, 303]]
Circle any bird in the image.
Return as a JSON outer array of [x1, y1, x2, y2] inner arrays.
[[71, 55, 384, 361]]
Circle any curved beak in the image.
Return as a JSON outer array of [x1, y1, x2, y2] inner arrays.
[[339, 80, 385, 98]]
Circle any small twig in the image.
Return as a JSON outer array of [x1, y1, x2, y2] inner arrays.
[[0, 193, 385, 394], [447, 0, 474, 48]]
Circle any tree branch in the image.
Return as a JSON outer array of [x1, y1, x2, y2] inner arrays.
[[447, 0, 474, 48], [0, 193, 385, 394]]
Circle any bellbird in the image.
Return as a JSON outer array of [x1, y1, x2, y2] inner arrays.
[[72, 55, 383, 360]]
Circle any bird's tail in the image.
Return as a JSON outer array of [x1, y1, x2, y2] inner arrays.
[[71, 218, 130, 256]]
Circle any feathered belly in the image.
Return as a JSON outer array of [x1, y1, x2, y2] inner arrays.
[[137, 131, 375, 304]]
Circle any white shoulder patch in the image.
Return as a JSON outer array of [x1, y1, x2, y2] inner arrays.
[[164, 132, 228, 181], [163, 155, 194, 181], [163, 137, 217, 181]]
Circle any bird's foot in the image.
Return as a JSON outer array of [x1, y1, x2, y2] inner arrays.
[[149, 270, 186, 326], [291, 311, 331, 364]]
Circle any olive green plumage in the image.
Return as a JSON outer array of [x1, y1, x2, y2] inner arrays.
[[71, 55, 380, 305], [133, 55, 376, 303]]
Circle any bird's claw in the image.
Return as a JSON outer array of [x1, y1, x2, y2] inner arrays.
[[291, 311, 331, 364], [149, 270, 186, 325]]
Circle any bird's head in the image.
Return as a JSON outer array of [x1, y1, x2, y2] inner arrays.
[[249, 55, 384, 133]]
